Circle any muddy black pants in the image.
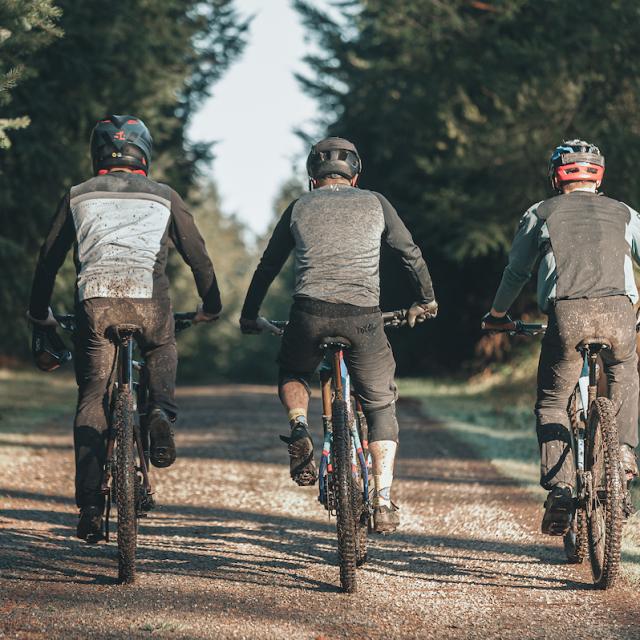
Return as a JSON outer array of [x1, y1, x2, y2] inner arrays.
[[73, 298, 177, 508], [277, 297, 399, 442], [536, 296, 638, 490]]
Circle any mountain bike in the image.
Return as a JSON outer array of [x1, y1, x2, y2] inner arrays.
[[266, 309, 407, 593], [55, 311, 195, 584], [484, 319, 625, 589]]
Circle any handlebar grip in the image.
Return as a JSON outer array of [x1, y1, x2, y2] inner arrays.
[[382, 309, 408, 327], [481, 320, 518, 333]]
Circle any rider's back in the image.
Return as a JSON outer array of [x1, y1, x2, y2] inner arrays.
[[70, 172, 176, 301], [291, 184, 386, 307], [537, 192, 633, 301]]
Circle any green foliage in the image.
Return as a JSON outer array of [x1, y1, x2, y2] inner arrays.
[[0, 0, 62, 148], [224, 178, 304, 383], [295, 0, 640, 371], [167, 181, 254, 381], [0, 0, 248, 358]]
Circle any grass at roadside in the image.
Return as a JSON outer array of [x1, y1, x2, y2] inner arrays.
[[398, 353, 640, 584], [0, 367, 76, 434]]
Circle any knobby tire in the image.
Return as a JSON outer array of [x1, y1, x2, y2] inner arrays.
[[114, 389, 137, 584], [332, 399, 357, 593], [586, 397, 623, 589]]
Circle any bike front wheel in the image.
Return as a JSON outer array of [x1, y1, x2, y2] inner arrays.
[[332, 399, 357, 593], [586, 397, 623, 589], [114, 389, 137, 584]]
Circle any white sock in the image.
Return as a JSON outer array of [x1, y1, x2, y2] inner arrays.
[[287, 408, 307, 427], [370, 439, 396, 507]]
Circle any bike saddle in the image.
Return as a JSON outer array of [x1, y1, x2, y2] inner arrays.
[[576, 337, 612, 353], [319, 336, 352, 350], [106, 324, 141, 341]]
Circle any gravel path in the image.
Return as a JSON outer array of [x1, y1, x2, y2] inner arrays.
[[1, 384, 639, 639]]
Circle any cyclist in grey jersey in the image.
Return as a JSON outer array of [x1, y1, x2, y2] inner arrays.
[[28, 115, 221, 542], [483, 139, 640, 535], [240, 137, 437, 533]]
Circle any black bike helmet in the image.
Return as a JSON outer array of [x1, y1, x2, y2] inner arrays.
[[90, 114, 153, 175], [548, 139, 604, 192], [306, 137, 362, 181]]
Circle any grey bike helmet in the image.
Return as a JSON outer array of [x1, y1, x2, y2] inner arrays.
[[306, 137, 362, 181]]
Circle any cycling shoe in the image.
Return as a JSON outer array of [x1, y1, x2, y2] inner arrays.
[[77, 505, 104, 543], [149, 408, 176, 468], [541, 485, 574, 536], [279, 421, 317, 486]]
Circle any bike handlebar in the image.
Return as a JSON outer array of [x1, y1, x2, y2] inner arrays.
[[481, 319, 547, 336], [54, 312, 198, 335], [262, 309, 410, 333]]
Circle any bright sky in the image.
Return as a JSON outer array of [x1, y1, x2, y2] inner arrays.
[[189, 0, 322, 238]]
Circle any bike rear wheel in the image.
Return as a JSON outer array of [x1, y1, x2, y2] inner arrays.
[[114, 389, 137, 584], [586, 397, 623, 589], [332, 398, 357, 593]]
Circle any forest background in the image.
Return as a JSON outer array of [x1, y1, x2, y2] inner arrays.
[[2, 0, 640, 383]]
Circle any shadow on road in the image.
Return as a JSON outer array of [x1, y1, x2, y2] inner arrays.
[[0, 486, 591, 593], [0, 386, 596, 597]]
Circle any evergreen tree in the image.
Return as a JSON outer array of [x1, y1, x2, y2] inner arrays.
[[0, 0, 62, 148], [0, 0, 248, 357], [295, 0, 640, 371]]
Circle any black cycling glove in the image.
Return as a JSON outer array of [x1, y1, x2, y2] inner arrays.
[[481, 312, 512, 330]]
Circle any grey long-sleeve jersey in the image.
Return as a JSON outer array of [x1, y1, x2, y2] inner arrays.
[[492, 190, 640, 314], [29, 171, 222, 319], [241, 184, 434, 319]]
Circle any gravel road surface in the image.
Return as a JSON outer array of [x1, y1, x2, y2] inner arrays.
[[1, 385, 639, 639]]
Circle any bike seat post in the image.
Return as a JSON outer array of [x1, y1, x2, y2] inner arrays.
[[587, 349, 600, 389], [108, 325, 139, 388], [319, 337, 351, 402], [329, 348, 344, 401], [122, 339, 134, 388]]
